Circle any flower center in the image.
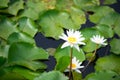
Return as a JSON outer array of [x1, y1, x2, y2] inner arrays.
[[97, 39, 101, 44], [68, 37, 77, 43], [72, 63, 77, 68]]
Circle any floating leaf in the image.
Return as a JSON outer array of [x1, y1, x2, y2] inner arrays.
[[73, 0, 100, 9], [82, 41, 97, 53], [55, 46, 85, 62], [34, 71, 68, 80], [110, 38, 120, 55], [0, 0, 9, 8], [0, 67, 25, 80], [85, 52, 96, 61], [72, 71, 82, 80], [0, 66, 39, 80], [56, 0, 73, 11], [85, 70, 119, 80], [0, 45, 9, 58], [81, 28, 100, 52], [8, 42, 49, 71], [12, 67, 40, 80], [0, 17, 17, 40], [8, 0, 24, 15], [70, 7, 86, 27], [55, 56, 70, 72], [7, 32, 35, 44], [95, 54, 120, 74], [113, 14, 120, 37], [0, 57, 6, 67], [81, 27, 100, 41], [18, 17, 38, 37], [95, 24, 114, 38], [99, 12, 120, 27], [38, 10, 64, 39], [89, 6, 114, 23], [19, 0, 44, 20], [103, 0, 117, 4], [20, 0, 56, 20]]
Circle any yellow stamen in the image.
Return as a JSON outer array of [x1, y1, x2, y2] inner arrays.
[[68, 37, 77, 43], [72, 63, 76, 68]]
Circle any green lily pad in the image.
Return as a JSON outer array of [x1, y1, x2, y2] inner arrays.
[[38, 10, 64, 39], [7, 32, 35, 44], [85, 70, 119, 80], [103, 0, 117, 4], [0, 66, 39, 80], [81, 27, 100, 52], [20, 0, 56, 20], [56, 0, 74, 11], [81, 27, 100, 41], [55, 56, 70, 72], [73, 0, 100, 9], [34, 71, 68, 80], [8, 0, 24, 15], [110, 38, 120, 55], [95, 54, 120, 74], [99, 12, 120, 27], [72, 71, 82, 80], [95, 24, 114, 38], [18, 17, 38, 37], [70, 7, 86, 27], [0, 45, 9, 58], [89, 6, 114, 23], [0, 57, 6, 67], [0, 0, 9, 8], [0, 17, 17, 40], [55, 46, 85, 62], [8, 42, 49, 71]]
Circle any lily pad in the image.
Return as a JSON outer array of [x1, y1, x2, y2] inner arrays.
[[8, 0, 24, 15], [8, 42, 49, 71], [18, 17, 38, 37], [95, 24, 114, 38], [110, 38, 120, 55], [85, 70, 119, 80], [34, 71, 68, 80], [95, 54, 120, 74], [0, 0, 9, 8], [0, 17, 17, 40], [55, 46, 85, 62]]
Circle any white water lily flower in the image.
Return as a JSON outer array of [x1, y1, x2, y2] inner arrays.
[[90, 35, 107, 45], [59, 29, 85, 51], [65, 57, 84, 73]]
